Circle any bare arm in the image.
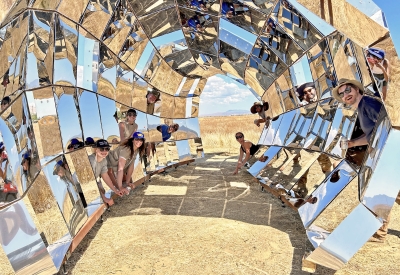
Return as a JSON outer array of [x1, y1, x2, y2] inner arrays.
[[125, 161, 135, 186], [101, 172, 123, 197], [117, 157, 129, 194], [233, 147, 244, 175], [349, 134, 368, 147], [119, 122, 126, 142]]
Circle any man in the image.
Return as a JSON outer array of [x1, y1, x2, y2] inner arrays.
[[157, 123, 179, 142], [296, 82, 317, 105], [250, 102, 271, 127], [332, 78, 396, 242]]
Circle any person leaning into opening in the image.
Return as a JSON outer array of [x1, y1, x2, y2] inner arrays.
[[233, 132, 260, 175], [107, 132, 146, 192], [119, 108, 138, 143], [366, 47, 390, 101], [250, 101, 270, 127], [88, 139, 124, 205], [157, 123, 179, 141], [296, 82, 317, 105]]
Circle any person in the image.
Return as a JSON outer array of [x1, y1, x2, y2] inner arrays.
[[67, 138, 84, 151], [157, 123, 179, 141], [296, 82, 317, 105], [187, 15, 206, 34], [189, 0, 208, 11], [366, 48, 390, 101], [106, 132, 146, 192], [21, 151, 39, 187], [89, 139, 124, 205], [119, 108, 138, 143], [233, 132, 260, 175], [250, 102, 270, 127], [1, 96, 11, 112], [332, 79, 386, 151], [147, 89, 161, 114], [85, 137, 95, 146], [221, 1, 248, 18]]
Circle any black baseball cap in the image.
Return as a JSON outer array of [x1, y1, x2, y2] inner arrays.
[[94, 139, 111, 148]]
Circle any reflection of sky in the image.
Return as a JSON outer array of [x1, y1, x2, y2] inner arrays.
[[176, 140, 191, 158], [54, 58, 76, 85], [146, 114, 162, 129], [35, 97, 57, 119], [98, 95, 119, 140], [185, 117, 200, 136], [151, 30, 186, 49], [79, 92, 103, 139], [219, 19, 257, 55], [57, 95, 82, 149], [134, 41, 154, 77], [363, 130, 400, 205], [26, 52, 39, 89], [0, 201, 41, 254], [136, 110, 148, 132], [299, 161, 355, 228], [290, 56, 313, 86], [248, 146, 281, 176]]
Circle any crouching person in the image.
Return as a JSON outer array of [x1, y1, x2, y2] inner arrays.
[[89, 139, 124, 205], [107, 132, 146, 192]]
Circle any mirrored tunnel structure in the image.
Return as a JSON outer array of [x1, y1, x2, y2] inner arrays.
[[0, 0, 400, 273]]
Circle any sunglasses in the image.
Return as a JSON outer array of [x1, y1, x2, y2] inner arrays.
[[99, 147, 110, 152], [303, 88, 315, 93], [338, 85, 352, 98], [134, 138, 144, 142], [127, 113, 137, 117], [235, 135, 243, 139]]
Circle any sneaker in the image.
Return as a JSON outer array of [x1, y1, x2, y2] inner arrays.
[[244, 162, 250, 168]]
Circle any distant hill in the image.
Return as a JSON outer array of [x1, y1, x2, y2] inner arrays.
[[200, 109, 250, 117]]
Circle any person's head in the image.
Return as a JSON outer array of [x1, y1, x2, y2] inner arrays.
[[297, 82, 316, 103], [67, 138, 81, 151], [126, 108, 137, 123], [332, 79, 364, 107], [53, 160, 66, 178], [113, 111, 119, 123], [93, 139, 111, 160], [27, 127, 34, 139], [266, 18, 276, 32], [235, 132, 244, 142], [21, 152, 31, 171], [85, 137, 95, 146], [366, 47, 385, 63], [0, 142, 4, 153], [1, 96, 11, 111], [147, 90, 160, 104], [250, 102, 269, 114], [121, 131, 146, 158], [330, 170, 341, 183], [168, 123, 179, 133], [307, 196, 318, 204]]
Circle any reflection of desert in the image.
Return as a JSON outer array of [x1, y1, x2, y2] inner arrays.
[[1, 115, 400, 274]]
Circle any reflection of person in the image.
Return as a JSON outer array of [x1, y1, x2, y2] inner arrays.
[[221, 1, 248, 18], [292, 195, 318, 209], [0, 142, 9, 181], [85, 137, 95, 146], [107, 132, 146, 192], [21, 151, 39, 185], [187, 15, 206, 34], [233, 132, 260, 175], [119, 108, 138, 143], [53, 160, 80, 203], [189, 0, 208, 11], [250, 102, 270, 127], [296, 82, 317, 105], [366, 48, 390, 100], [89, 139, 124, 205], [330, 170, 340, 183], [67, 138, 84, 151], [1, 96, 11, 111], [147, 89, 161, 114], [258, 155, 269, 162], [157, 124, 179, 141], [332, 79, 385, 153]]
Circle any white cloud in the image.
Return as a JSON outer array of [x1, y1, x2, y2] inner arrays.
[[200, 75, 255, 105]]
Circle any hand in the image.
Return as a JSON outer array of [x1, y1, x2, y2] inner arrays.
[[121, 187, 130, 195], [114, 189, 124, 197], [233, 170, 238, 175], [375, 62, 384, 70]]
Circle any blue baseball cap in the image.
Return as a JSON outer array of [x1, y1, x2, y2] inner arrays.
[[0, 142, 4, 150], [367, 48, 385, 59], [53, 160, 64, 175], [132, 131, 145, 139], [85, 137, 95, 145]]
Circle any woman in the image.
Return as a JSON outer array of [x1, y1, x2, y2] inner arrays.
[[250, 102, 270, 127], [119, 108, 138, 143], [88, 139, 124, 205], [107, 132, 146, 191], [233, 132, 259, 175]]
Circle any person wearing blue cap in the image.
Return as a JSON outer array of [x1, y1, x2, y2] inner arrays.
[[157, 123, 179, 141], [67, 138, 84, 151], [85, 137, 95, 146], [366, 47, 390, 100], [88, 139, 124, 205], [107, 131, 146, 192], [189, 0, 208, 11], [119, 109, 138, 143]]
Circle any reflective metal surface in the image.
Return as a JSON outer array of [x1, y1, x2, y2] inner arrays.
[[1, 0, 400, 272]]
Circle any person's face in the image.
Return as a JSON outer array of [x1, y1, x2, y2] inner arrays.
[[127, 112, 137, 123], [96, 147, 110, 159], [147, 93, 157, 104], [169, 125, 177, 133], [338, 85, 359, 106], [255, 105, 262, 113], [22, 160, 28, 171], [57, 167, 65, 177], [235, 134, 244, 143], [303, 87, 316, 102], [1, 101, 9, 111], [367, 53, 381, 64], [133, 138, 144, 148]]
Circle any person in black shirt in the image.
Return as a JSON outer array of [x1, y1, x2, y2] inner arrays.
[[233, 132, 259, 175]]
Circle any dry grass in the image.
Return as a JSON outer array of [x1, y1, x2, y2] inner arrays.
[[199, 114, 263, 154]]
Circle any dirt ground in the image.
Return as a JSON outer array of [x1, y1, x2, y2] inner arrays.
[[61, 152, 400, 275]]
